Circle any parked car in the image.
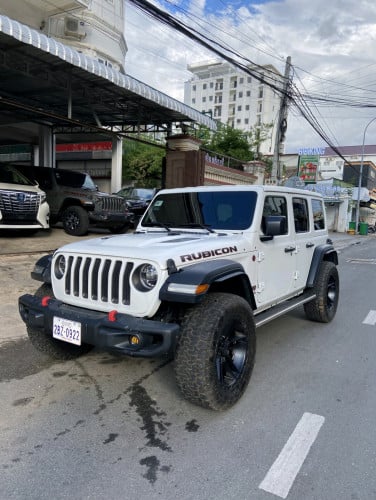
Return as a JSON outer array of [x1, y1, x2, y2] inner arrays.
[[0, 163, 49, 233], [115, 187, 157, 224], [17, 166, 132, 236]]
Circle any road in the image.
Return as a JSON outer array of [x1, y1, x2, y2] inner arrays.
[[0, 235, 375, 500]]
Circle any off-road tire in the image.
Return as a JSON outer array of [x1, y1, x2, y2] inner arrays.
[[304, 261, 339, 323], [62, 205, 89, 236], [174, 293, 256, 411], [27, 284, 93, 359]]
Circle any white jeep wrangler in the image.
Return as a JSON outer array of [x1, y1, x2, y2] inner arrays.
[[19, 185, 339, 410]]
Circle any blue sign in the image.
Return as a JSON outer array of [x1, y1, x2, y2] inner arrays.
[[298, 147, 325, 156]]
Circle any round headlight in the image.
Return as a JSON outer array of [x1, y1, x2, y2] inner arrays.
[[133, 264, 158, 291], [54, 255, 66, 279]]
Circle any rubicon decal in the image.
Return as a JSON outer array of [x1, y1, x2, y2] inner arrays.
[[180, 246, 238, 263]]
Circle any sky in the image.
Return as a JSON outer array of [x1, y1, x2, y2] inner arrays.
[[124, 0, 376, 153]]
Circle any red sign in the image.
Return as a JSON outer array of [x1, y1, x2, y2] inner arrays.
[[56, 141, 112, 152]]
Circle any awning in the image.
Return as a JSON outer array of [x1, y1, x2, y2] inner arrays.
[[0, 14, 216, 141]]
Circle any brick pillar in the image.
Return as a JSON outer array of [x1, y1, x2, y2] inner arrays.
[[165, 134, 205, 188]]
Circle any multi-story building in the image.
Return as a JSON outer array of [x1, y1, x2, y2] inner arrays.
[[1, 0, 127, 72], [184, 60, 283, 155]]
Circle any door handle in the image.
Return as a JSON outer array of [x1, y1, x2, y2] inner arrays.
[[306, 242, 314, 248], [284, 246, 296, 253]]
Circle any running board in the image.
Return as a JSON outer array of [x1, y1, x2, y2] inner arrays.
[[254, 292, 316, 328]]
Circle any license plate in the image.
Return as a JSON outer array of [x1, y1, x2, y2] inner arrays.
[[53, 317, 81, 346]]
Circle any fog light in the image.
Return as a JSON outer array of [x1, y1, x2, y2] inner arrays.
[[130, 335, 141, 345]]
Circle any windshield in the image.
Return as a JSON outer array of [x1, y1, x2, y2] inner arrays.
[[142, 191, 258, 231], [118, 188, 154, 200], [0, 164, 36, 186], [55, 170, 96, 190]]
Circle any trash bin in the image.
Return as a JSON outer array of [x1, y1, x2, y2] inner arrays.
[[359, 222, 368, 235], [349, 221, 356, 230]]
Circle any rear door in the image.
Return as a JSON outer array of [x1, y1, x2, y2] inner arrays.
[[292, 196, 312, 290]]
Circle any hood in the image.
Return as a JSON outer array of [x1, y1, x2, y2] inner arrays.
[[56, 230, 247, 268], [0, 183, 43, 194]]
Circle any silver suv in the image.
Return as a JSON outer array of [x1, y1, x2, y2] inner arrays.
[[0, 163, 49, 232], [19, 185, 339, 410]]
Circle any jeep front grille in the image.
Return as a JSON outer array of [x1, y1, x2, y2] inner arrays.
[[0, 189, 40, 221], [64, 255, 133, 305], [97, 197, 125, 213]]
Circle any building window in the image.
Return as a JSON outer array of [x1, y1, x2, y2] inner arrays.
[[245, 118, 249, 124], [210, 82, 214, 88], [236, 118, 241, 124], [209, 95, 213, 101], [203, 83, 207, 90], [239, 77, 244, 84], [192, 85, 196, 92], [258, 88, 264, 99], [245, 105, 250, 110], [258, 102, 262, 113], [202, 97, 206, 103], [192, 98, 196, 104], [247, 77, 252, 83], [246, 90, 251, 97], [237, 105, 242, 111], [238, 91, 243, 98]]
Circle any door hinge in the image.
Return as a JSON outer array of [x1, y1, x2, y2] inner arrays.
[[255, 282, 265, 293], [257, 251, 265, 262]]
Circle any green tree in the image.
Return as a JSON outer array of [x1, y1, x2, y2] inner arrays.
[[122, 138, 165, 187], [200, 122, 273, 164]]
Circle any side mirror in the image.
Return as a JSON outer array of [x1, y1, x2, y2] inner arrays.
[[261, 215, 287, 241]]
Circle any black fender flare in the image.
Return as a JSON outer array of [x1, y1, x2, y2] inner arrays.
[[159, 258, 253, 305], [306, 244, 338, 288], [30, 254, 52, 284]]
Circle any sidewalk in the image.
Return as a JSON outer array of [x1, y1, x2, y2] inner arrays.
[[328, 230, 371, 251]]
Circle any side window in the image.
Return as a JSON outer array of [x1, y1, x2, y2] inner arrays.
[[293, 197, 309, 233], [311, 199, 325, 230], [261, 195, 288, 234], [35, 170, 52, 190]]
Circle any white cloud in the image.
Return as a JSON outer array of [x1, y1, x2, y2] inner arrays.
[[124, 0, 376, 153]]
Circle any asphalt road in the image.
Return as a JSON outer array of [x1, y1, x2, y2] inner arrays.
[[0, 232, 375, 500]]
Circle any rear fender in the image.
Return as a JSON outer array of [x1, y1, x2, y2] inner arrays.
[[306, 244, 338, 288]]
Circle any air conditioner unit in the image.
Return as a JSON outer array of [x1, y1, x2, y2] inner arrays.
[[64, 16, 86, 39]]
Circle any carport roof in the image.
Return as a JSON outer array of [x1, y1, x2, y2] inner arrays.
[[0, 14, 216, 143]]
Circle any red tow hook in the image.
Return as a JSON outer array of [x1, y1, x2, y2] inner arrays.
[[108, 310, 118, 322], [41, 296, 52, 307]]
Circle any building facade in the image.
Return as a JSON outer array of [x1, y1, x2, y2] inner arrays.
[[184, 60, 283, 155], [1, 0, 127, 72]]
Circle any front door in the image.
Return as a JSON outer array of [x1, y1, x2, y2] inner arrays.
[[255, 194, 296, 306]]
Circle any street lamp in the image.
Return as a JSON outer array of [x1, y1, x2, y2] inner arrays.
[[355, 117, 376, 233]]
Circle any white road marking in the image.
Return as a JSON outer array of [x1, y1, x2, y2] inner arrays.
[[363, 310, 376, 326], [259, 412, 325, 499]]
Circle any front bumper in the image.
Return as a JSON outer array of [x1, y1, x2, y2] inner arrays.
[[19, 294, 180, 357], [89, 211, 131, 226]]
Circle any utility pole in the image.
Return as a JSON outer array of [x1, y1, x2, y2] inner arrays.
[[271, 56, 292, 184]]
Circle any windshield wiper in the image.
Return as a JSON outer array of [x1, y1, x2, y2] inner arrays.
[[179, 223, 215, 233], [142, 221, 172, 232]]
